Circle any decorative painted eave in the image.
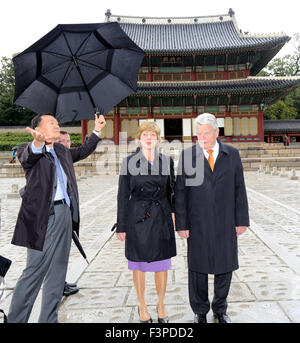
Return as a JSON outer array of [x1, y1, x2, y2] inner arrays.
[[135, 77, 300, 97], [104, 9, 290, 54]]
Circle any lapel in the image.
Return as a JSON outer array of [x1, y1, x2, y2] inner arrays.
[[214, 140, 230, 170], [195, 139, 230, 178]]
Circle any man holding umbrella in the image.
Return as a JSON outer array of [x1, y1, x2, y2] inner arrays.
[[58, 130, 88, 297], [7, 113, 105, 323]]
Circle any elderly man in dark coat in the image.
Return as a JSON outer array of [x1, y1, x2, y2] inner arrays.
[[7, 113, 105, 323], [174, 113, 249, 323]]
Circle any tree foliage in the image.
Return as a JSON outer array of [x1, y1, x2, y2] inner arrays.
[[0, 56, 35, 126], [260, 33, 300, 120]]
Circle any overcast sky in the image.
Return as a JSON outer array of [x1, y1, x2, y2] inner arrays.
[[0, 0, 299, 59]]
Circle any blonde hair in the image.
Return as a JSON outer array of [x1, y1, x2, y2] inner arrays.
[[135, 121, 161, 142]]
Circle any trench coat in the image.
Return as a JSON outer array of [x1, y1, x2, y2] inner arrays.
[[174, 140, 249, 274], [116, 149, 177, 262], [11, 133, 101, 251]]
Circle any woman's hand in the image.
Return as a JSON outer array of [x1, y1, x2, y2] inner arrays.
[[116, 232, 126, 241], [236, 226, 247, 236], [177, 230, 190, 239]]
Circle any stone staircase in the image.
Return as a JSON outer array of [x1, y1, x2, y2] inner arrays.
[[1, 142, 300, 177], [230, 143, 300, 171]]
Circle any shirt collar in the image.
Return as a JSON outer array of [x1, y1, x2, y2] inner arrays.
[[205, 141, 219, 153]]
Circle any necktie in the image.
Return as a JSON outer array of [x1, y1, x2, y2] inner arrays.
[[207, 150, 214, 171], [49, 149, 70, 206]]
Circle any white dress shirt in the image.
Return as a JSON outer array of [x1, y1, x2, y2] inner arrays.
[[30, 131, 100, 201], [31, 142, 68, 201], [203, 141, 219, 164]]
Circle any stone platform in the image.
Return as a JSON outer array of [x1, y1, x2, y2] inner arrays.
[[1, 170, 300, 323]]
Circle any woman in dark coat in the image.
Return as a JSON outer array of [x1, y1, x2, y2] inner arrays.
[[116, 121, 176, 323]]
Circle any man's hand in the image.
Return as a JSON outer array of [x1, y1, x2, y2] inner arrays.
[[236, 226, 247, 236], [116, 232, 126, 241], [94, 114, 106, 132], [177, 230, 190, 239], [26, 127, 48, 148]]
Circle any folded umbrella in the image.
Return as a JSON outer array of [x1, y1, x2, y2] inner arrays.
[[0, 256, 12, 323], [0, 256, 11, 279], [13, 22, 145, 122], [72, 231, 89, 264]]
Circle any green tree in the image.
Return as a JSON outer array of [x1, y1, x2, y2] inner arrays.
[[0, 55, 35, 126], [260, 33, 300, 77], [260, 33, 300, 120], [264, 100, 298, 120]]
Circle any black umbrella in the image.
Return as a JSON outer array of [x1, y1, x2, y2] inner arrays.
[[0, 256, 11, 323], [72, 231, 89, 264], [0, 255, 11, 278], [13, 22, 145, 122]]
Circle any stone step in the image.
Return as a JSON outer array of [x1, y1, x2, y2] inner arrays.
[[2, 142, 300, 177]]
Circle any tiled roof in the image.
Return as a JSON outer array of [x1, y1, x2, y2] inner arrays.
[[135, 77, 300, 97], [264, 120, 300, 132], [106, 10, 290, 53]]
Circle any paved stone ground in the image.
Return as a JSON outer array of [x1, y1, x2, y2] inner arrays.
[[1, 170, 300, 323]]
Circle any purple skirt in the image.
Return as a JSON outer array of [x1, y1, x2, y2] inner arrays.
[[128, 259, 171, 272]]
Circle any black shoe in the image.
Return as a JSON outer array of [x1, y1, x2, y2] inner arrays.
[[63, 283, 79, 296], [138, 307, 153, 323], [65, 281, 77, 288], [213, 313, 231, 323], [157, 307, 169, 323], [194, 314, 207, 323]]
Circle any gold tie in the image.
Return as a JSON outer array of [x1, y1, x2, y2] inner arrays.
[[207, 150, 214, 171]]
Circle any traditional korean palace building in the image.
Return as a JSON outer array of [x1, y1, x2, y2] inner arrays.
[[83, 9, 300, 144]]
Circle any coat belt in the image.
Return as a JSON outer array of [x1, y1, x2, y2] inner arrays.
[[133, 196, 171, 240]]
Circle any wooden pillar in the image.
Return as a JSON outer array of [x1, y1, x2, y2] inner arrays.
[[148, 95, 153, 119], [148, 55, 153, 82], [191, 54, 196, 81], [244, 69, 251, 78], [257, 109, 264, 142], [193, 95, 197, 116], [81, 120, 88, 144], [114, 110, 120, 145], [223, 54, 229, 80]]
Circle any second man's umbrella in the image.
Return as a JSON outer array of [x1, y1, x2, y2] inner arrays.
[[13, 22, 145, 122], [72, 231, 89, 264]]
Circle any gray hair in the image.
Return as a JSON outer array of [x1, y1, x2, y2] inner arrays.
[[194, 113, 218, 131]]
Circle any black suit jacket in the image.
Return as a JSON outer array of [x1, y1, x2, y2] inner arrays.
[[11, 133, 101, 251]]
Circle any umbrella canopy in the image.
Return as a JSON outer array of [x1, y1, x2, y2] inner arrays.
[[13, 22, 145, 122]]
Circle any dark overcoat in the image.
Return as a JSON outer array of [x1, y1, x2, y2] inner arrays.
[[11, 133, 101, 251], [116, 149, 177, 262], [174, 140, 249, 274]]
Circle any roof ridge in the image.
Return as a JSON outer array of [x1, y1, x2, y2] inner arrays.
[[105, 8, 233, 25], [108, 14, 230, 20], [105, 10, 288, 38]]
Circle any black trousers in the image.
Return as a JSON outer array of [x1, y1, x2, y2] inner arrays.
[[188, 269, 232, 315]]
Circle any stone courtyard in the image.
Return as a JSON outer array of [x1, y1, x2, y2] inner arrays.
[[1, 168, 300, 323]]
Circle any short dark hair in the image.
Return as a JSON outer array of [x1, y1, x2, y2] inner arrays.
[[31, 113, 55, 129], [60, 130, 69, 135]]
